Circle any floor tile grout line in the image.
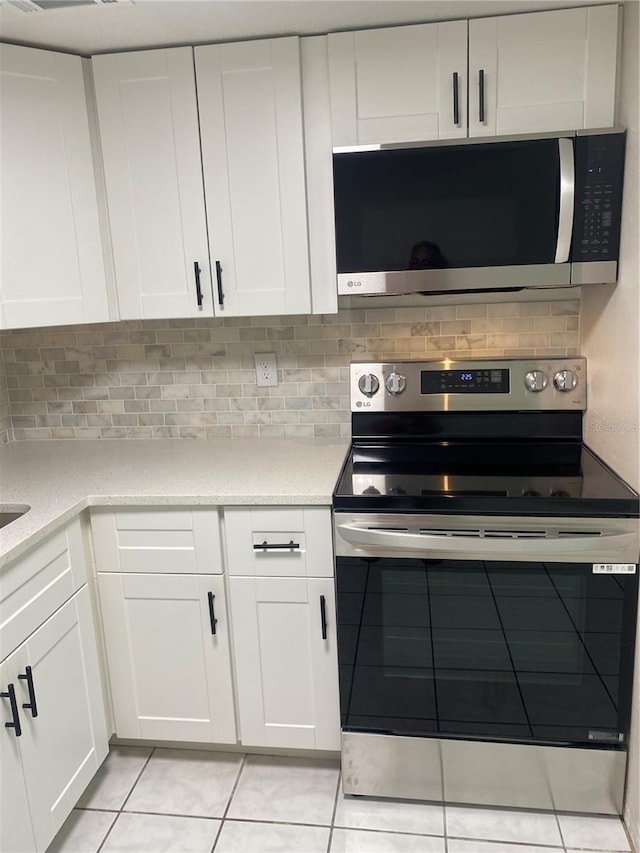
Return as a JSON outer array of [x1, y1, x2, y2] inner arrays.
[[210, 752, 248, 851], [95, 745, 156, 853], [554, 807, 569, 853], [327, 772, 341, 853], [443, 788, 448, 853]]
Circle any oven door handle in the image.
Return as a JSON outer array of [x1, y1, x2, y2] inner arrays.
[[335, 522, 639, 563]]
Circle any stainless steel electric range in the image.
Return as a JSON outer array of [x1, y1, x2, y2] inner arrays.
[[332, 358, 639, 815]]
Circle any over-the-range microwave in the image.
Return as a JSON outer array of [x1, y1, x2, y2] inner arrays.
[[333, 130, 626, 298]]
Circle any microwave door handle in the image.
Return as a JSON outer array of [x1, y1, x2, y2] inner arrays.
[[555, 137, 575, 263]]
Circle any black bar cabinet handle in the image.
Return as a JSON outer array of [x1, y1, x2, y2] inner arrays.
[[207, 591, 218, 635], [1, 683, 22, 737], [215, 260, 224, 307], [478, 68, 485, 123], [194, 261, 203, 307], [452, 71, 460, 126], [253, 540, 300, 552], [18, 666, 38, 718], [320, 595, 328, 640]]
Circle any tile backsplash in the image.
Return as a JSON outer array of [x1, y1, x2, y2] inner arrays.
[[0, 349, 11, 445], [0, 301, 580, 442]]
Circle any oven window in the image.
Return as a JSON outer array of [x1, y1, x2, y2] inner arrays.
[[336, 557, 637, 747]]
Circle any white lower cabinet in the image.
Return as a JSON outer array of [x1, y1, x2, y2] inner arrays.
[[98, 572, 235, 743], [0, 657, 37, 853], [92, 507, 236, 744], [224, 507, 340, 751], [0, 520, 108, 853], [229, 574, 339, 750]]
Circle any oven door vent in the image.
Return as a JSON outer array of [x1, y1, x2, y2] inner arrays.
[[558, 530, 603, 537], [422, 528, 481, 538], [484, 529, 547, 539]]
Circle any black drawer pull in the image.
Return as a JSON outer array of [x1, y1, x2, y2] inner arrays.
[[452, 71, 460, 126], [207, 592, 218, 636], [194, 261, 204, 307], [479, 68, 486, 123], [18, 666, 38, 718], [215, 260, 224, 307], [320, 595, 328, 640], [1, 683, 22, 737], [253, 540, 300, 552]]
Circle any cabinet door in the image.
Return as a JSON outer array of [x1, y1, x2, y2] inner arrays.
[[98, 572, 236, 744], [0, 44, 108, 330], [229, 575, 339, 750], [195, 38, 311, 317], [6, 587, 108, 852], [0, 661, 37, 853], [469, 5, 620, 137], [92, 48, 212, 320], [328, 21, 467, 146]]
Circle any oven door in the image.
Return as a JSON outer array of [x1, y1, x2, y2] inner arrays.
[[334, 513, 639, 749]]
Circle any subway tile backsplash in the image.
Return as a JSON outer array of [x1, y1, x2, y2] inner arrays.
[[0, 301, 580, 442]]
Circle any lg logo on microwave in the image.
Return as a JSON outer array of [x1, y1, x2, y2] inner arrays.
[[346, 280, 363, 288]]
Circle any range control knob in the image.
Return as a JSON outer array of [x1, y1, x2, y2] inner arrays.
[[385, 372, 407, 395], [524, 370, 548, 392], [553, 369, 578, 392], [357, 373, 380, 397]]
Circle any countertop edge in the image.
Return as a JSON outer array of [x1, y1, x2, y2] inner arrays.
[[0, 437, 349, 570]]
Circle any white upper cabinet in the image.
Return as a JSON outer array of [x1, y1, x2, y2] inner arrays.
[[92, 48, 212, 320], [328, 21, 467, 146], [0, 44, 109, 330], [469, 5, 621, 137], [195, 38, 311, 317], [328, 5, 620, 146]]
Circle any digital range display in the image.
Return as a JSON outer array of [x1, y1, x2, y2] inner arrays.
[[421, 369, 510, 394]]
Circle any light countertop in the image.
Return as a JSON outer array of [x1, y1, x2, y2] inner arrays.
[[0, 438, 349, 568]]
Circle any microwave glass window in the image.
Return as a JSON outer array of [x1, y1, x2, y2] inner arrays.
[[333, 140, 561, 272]]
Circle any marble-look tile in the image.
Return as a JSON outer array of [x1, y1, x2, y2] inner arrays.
[[124, 748, 243, 818], [334, 794, 444, 837], [46, 809, 116, 853], [558, 815, 631, 851], [330, 828, 445, 852], [213, 820, 330, 852], [448, 840, 562, 853], [227, 755, 340, 826], [446, 805, 563, 847], [101, 812, 220, 853], [76, 746, 152, 811]]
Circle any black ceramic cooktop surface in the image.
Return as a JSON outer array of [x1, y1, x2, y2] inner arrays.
[[333, 441, 640, 518]]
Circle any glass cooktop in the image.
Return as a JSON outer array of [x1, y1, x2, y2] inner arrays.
[[333, 442, 640, 518]]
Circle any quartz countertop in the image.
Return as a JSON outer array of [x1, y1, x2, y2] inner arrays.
[[0, 438, 349, 568]]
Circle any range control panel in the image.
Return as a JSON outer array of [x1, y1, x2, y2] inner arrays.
[[351, 358, 586, 413]]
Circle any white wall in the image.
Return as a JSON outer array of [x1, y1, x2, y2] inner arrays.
[[580, 1, 640, 845]]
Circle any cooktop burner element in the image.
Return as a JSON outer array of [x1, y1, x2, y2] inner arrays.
[[333, 358, 639, 519]]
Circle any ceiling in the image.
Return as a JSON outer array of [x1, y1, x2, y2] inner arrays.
[[0, 0, 614, 56]]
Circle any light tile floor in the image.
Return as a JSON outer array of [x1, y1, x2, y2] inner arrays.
[[47, 746, 634, 853]]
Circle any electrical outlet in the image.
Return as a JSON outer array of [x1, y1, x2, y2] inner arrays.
[[254, 352, 278, 387]]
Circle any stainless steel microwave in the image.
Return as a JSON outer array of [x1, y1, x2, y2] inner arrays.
[[333, 131, 626, 297]]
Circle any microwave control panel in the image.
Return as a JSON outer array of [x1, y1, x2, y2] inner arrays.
[[572, 133, 625, 262]]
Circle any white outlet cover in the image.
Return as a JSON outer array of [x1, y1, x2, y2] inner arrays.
[[254, 352, 278, 387]]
